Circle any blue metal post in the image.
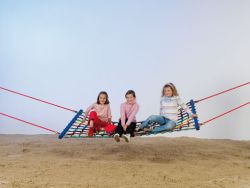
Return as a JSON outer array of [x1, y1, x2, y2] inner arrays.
[[58, 109, 83, 139], [189, 100, 200, 130]]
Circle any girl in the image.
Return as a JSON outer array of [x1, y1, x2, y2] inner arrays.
[[82, 91, 116, 137], [114, 90, 140, 143], [138, 83, 196, 133]]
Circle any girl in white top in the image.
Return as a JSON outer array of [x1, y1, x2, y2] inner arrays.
[[139, 83, 197, 133]]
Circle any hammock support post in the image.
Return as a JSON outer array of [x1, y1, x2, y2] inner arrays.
[[190, 99, 200, 130], [58, 110, 83, 139]]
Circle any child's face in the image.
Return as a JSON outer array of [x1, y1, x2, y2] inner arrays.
[[126, 94, 135, 104], [164, 87, 173, 97], [99, 94, 107, 105]]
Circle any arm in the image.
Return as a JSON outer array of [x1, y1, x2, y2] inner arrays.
[[177, 97, 196, 118], [107, 104, 112, 123], [82, 103, 95, 122], [159, 98, 163, 115], [126, 104, 139, 126], [120, 104, 126, 126]]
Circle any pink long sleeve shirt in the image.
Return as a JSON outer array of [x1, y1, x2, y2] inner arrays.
[[120, 102, 139, 126], [85, 103, 112, 122]]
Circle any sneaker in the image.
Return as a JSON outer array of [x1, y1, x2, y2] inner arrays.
[[122, 134, 130, 143], [135, 127, 141, 132], [114, 133, 120, 142], [135, 127, 143, 132], [143, 127, 153, 132]]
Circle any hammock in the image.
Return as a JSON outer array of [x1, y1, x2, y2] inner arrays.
[[0, 82, 249, 137], [58, 100, 200, 139]]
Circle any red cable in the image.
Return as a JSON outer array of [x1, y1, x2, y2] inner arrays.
[[0, 86, 77, 113], [195, 82, 249, 103], [1, 84, 249, 130], [200, 102, 250, 125], [0, 112, 60, 134]]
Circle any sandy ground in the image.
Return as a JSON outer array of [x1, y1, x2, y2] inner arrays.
[[0, 135, 250, 188]]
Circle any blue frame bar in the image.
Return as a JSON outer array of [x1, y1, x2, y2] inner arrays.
[[58, 109, 83, 139], [189, 99, 200, 130]]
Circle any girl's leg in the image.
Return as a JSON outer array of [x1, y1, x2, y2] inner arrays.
[[151, 119, 176, 133], [89, 111, 116, 135], [115, 120, 125, 137], [97, 121, 116, 135], [89, 115, 116, 134], [139, 115, 166, 129], [104, 124, 116, 134], [88, 120, 94, 137], [88, 111, 98, 137], [126, 122, 137, 137], [89, 111, 99, 123]]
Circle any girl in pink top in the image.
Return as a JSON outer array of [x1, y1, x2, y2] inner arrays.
[[114, 90, 139, 143], [82, 91, 116, 137]]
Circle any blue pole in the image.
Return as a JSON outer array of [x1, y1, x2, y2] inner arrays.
[[189, 100, 200, 130], [58, 109, 83, 139]]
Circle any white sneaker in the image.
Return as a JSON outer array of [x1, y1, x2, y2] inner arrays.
[[114, 133, 120, 142], [135, 127, 140, 132], [122, 134, 130, 143]]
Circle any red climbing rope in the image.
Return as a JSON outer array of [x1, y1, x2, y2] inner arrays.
[[0, 112, 60, 134], [200, 102, 250, 125], [195, 82, 249, 103], [0, 86, 77, 113]]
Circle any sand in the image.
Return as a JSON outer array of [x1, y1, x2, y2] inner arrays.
[[0, 135, 250, 188]]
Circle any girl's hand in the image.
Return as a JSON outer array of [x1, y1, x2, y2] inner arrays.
[[191, 114, 198, 118], [108, 118, 112, 124], [123, 124, 128, 131]]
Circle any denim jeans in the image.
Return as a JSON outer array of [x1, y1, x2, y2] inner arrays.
[[139, 115, 176, 133]]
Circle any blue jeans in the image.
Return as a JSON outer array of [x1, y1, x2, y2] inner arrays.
[[139, 115, 176, 133]]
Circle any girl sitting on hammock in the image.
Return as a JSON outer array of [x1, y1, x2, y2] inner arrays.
[[114, 90, 139, 143], [82, 91, 116, 137], [138, 83, 197, 133]]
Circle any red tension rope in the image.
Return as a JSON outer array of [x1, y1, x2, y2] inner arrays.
[[0, 86, 77, 113], [195, 82, 249, 103], [0, 112, 60, 134], [200, 102, 250, 125], [1, 83, 248, 112]]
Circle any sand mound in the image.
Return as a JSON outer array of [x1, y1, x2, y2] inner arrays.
[[0, 135, 250, 188]]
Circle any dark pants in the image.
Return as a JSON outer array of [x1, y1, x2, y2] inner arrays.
[[115, 119, 136, 137]]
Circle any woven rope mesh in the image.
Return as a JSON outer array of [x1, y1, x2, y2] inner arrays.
[[62, 102, 197, 138]]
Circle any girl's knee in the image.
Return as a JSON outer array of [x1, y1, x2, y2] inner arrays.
[[89, 111, 97, 121], [89, 111, 97, 116], [148, 115, 156, 120], [167, 122, 176, 130]]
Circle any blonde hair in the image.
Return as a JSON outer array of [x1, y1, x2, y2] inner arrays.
[[161, 83, 179, 97]]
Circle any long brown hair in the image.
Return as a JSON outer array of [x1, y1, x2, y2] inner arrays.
[[161, 83, 179, 97], [125, 90, 136, 98], [97, 91, 110, 104]]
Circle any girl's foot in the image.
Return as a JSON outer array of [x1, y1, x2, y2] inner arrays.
[[135, 127, 140, 131], [135, 127, 143, 132], [114, 133, 120, 142], [143, 127, 153, 132], [122, 134, 130, 143]]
